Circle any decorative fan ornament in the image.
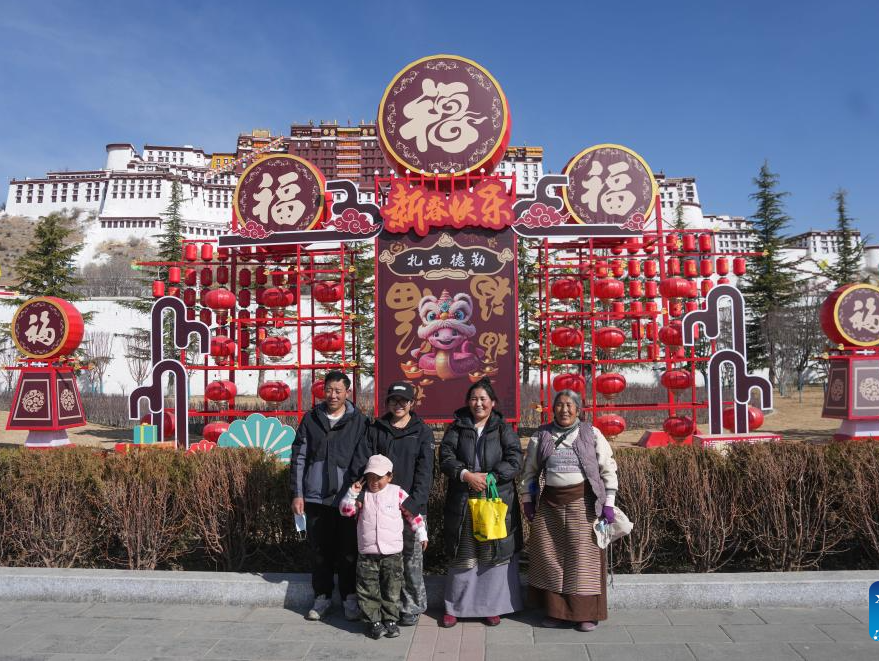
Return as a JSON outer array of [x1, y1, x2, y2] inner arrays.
[[217, 413, 294, 462]]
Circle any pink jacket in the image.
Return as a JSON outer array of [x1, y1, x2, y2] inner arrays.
[[339, 484, 427, 555]]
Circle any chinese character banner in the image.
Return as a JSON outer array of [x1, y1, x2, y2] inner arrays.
[[376, 227, 519, 421]]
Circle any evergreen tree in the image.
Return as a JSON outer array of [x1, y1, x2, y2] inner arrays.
[[672, 198, 687, 231], [517, 238, 540, 384], [12, 210, 84, 301], [349, 243, 375, 390], [824, 188, 863, 288], [740, 162, 798, 387]]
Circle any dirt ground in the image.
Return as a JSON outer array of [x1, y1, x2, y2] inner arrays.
[[0, 386, 842, 450]]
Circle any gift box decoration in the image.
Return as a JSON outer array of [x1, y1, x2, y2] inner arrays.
[[133, 424, 158, 444]]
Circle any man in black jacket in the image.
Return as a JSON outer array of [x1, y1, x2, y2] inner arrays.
[[362, 381, 435, 626], [290, 371, 368, 621]]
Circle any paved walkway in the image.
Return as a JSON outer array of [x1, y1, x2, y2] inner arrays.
[[0, 600, 875, 661]]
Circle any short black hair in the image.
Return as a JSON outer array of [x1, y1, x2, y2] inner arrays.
[[324, 370, 351, 389], [466, 377, 498, 405]]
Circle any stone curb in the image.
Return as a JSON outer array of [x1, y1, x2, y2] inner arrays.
[[1, 567, 874, 609]]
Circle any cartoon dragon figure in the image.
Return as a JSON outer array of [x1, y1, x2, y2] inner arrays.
[[412, 289, 484, 380]]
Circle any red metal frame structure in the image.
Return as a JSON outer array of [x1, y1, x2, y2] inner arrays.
[[532, 198, 763, 444], [138, 239, 360, 436], [371, 169, 522, 425]]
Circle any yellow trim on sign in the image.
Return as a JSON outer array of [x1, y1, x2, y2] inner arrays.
[[832, 283, 879, 347], [232, 154, 326, 232], [10, 297, 70, 359], [377, 54, 510, 177], [561, 143, 658, 226]]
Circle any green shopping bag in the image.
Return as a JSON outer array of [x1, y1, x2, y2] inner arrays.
[[468, 473, 508, 542]]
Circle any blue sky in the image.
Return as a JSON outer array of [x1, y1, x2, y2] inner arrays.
[[1, 0, 876, 235]]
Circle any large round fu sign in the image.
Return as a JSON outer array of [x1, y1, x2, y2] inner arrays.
[[378, 54, 511, 177]]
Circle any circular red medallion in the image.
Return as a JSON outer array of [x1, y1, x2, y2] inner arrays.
[[233, 155, 325, 234], [378, 54, 511, 176], [11, 297, 84, 360], [821, 283, 879, 347], [562, 144, 657, 226]]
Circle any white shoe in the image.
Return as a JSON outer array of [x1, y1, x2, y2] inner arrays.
[[343, 595, 362, 621], [306, 595, 332, 620]]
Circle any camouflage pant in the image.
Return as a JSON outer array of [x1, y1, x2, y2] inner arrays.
[[356, 552, 403, 623], [401, 516, 427, 616]]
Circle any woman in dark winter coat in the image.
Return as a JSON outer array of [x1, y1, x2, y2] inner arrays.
[[439, 378, 523, 628], [364, 381, 435, 627]]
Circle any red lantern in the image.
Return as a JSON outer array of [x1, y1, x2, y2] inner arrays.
[[203, 422, 229, 443], [610, 243, 624, 255], [552, 373, 586, 394], [661, 369, 692, 391], [682, 234, 697, 252], [667, 257, 681, 275], [611, 260, 625, 278], [263, 287, 295, 309], [255, 267, 268, 285], [716, 257, 729, 276], [718, 277, 730, 285], [314, 331, 344, 353], [210, 335, 237, 357], [659, 321, 683, 347], [733, 257, 746, 276], [238, 289, 251, 308], [205, 288, 236, 310], [184, 243, 198, 261], [630, 300, 643, 315], [683, 259, 698, 279], [628, 280, 643, 298], [645, 281, 659, 299], [200, 267, 213, 287], [259, 381, 291, 403], [271, 270, 286, 286], [663, 416, 695, 442], [200, 243, 213, 261], [594, 278, 624, 302], [312, 380, 326, 400], [550, 277, 583, 300], [595, 326, 625, 352], [722, 405, 766, 432], [699, 233, 713, 253], [700, 259, 714, 278], [595, 414, 626, 439], [642, 238, 656, 254], [184, 268, 197, 286], [261, 336, 292, 357], [183, 288, 197, 307], [669, 301, 683, 317], [595, 372, 627, 399], [216, 266, 229, 285], [314, 280, 345, 303], [685, 301, 698, 313], [594, 261, 608, 278], [205, 380, 236, 402], [647, 343, 662, 361], [199, 308, 212, 325], [238, 268, 252, 287], [666, 234, 679, 252], [152, 280, 165, 298], [141, 410, 175, 438], [625, 239, 640, 255], [701, 279, 713, 297], [631, 320, 643, 340], [168, 266, 181, 284], [646, 301, 659, 314], [550, 326, 584, 348], [643, 260, 657, 278], [659, 277, 691, 300], [168, 286, 180, 298], [217, 247, 229, 261], [239, 329, 251, 349]]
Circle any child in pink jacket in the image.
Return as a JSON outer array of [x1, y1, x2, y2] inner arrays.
[[340, 454, 428, 639]]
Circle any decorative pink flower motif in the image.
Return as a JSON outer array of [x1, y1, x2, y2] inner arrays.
[[234, 221, 273, 239], [325, 208, 376, 234], [514, 202, 569, 228], [622, 213, 646, 232], [186, 440, 217, 455]]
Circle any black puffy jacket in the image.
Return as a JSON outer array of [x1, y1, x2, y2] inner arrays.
[[439, 407, 523, 562], [364, 412, 435, 516]]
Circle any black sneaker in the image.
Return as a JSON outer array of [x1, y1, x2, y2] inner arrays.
[[384, 621, 401, 638], [399, 613, 419, 627], [366, 621, 386, 640]]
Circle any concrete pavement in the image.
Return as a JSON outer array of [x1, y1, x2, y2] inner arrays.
[[0, 600, 876, 661]]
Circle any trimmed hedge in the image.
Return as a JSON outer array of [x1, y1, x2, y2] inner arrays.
[[0, 442, 877, 573]]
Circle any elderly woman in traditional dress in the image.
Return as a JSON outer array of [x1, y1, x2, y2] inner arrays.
[[519, 389, 618, 632], [439, 378, 523, 627]]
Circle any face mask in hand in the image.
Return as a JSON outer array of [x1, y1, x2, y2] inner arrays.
[[294, 513, 307, 541]]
